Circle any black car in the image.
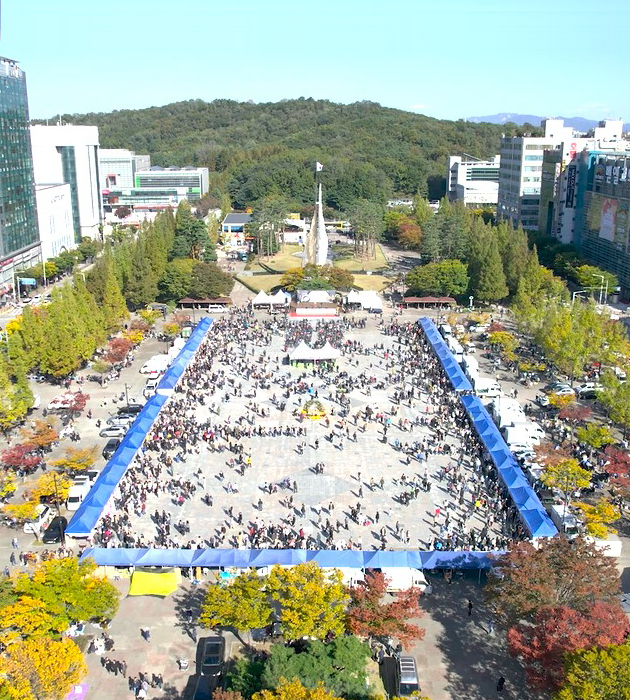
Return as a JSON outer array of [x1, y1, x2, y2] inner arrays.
[[118, 403, 143, 415], [191, 675, 215, 700], [102, 438, 121, 459], [197, 637, 225, 677], [42, 516, 67, 544]]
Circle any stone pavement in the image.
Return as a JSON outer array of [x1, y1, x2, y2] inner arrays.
[[123, 314, 504, 551]]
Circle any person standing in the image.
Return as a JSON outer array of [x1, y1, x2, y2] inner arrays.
[[496, 676, 505, 693], [467, 599, 473, 617]]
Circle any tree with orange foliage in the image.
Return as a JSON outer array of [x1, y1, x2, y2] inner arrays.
[[346, 570, 424, 648], [20, 419, 59, 452], [508, 601, 629, 691], [252, 678, 343, 700]]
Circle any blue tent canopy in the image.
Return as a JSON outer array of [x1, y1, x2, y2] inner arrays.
[[418, 318, 472, 392], [66, 321, 214, 538], [459, 395, 557, 538], [80, 547, 504, 570]]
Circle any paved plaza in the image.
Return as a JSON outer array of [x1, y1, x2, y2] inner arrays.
[[118, 313, 505, 553]]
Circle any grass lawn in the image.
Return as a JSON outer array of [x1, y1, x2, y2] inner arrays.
[[251, 244, 304, 273], [352, 274, 392, 292], [333, 244, 389, 272], [235, 274, 283, 293]]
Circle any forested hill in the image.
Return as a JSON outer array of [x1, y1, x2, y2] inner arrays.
[[42, 98, 513, 211]]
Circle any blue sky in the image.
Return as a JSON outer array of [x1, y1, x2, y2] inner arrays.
[[3, 0, 628, 121]]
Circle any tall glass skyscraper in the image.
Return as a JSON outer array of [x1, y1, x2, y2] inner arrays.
[[0, 57, 40, 296]]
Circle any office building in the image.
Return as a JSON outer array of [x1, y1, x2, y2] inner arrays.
[[538, 121, 628, 244], [30, 125, 103, 241], [573, 150, 630, 295], [99, 148, 150, 190], [35, 183, 74, 260], [221, 213, 252, 248], [103, 187, 190, 212], [0, 57, 40, 298], [446, 155, 501, 206], [135, 166, 209, 201], [498, 119, 627, 232], [497, 119, 576, 230]]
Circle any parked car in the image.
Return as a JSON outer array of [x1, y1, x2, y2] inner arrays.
[[118, 403, 143, 415], [206, 305, 228, 313], [23, 504, 52, 534], [576, 382, 602, 400], [197, 637, 225, 677], [42, 515, 67, 544], [543, 382, 574, 396], [106, 415, 133, 427], [191, 675, 215, 700], [99, 425, 127, 438], [102, 438, 121, 460], [396, 656, 420, 697]]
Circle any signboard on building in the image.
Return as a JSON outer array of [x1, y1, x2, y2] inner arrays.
[[600, 197, 617, 242], [565, 164, 576, 208]]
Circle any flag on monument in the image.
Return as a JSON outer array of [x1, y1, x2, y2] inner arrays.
[[316, 161, 324, 172]]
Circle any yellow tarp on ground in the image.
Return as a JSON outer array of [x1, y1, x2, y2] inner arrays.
[[128, 569, 179, 597]]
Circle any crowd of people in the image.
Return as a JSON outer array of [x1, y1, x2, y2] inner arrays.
[[86, 307, 528, 556]]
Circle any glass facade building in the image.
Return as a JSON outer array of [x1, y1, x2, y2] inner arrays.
[[575, 151, 630, 294], [0, 57, 39, 270]]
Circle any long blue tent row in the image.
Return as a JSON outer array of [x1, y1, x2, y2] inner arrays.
[[417, 317, 472, 393], [417, 318, 557, 539], [66, 318, 215, 538], [80, 547, 500, 570], [459, 395, 557, 538]]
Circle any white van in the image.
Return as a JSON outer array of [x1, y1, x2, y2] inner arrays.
[[144, 377, 159, 396], [380, 567, 428, 593], [67, 479, 91, 511], [473, 377, 502, 400], [548, 504, 581, 539], [140, 354, 171, 374], [23, 504, 52, 533]]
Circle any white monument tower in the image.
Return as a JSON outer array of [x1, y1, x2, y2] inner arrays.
[[304, 163, 328, 266]]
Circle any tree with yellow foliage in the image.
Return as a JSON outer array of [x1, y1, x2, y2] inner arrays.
[[0, 596, 65, 645], [3, 501, 41, 524], [541, 458, 591, 507], [574, 499, 620, 539], [51, 446, 97, 476], [31, 472, 72, 505], [266, 563, 348, 641], [0, 637, 86, 700], [252, 678, 342, 700]]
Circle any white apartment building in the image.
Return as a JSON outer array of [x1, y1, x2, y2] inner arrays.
[[99, 148, 150, 190], [446, 155, 501, 206], [538, 120, 629, 243], [35, 183, 74, 260], [497, 119, 578, 230], [30, 125, 103, 240]]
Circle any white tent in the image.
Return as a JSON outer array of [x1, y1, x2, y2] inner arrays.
[[270, 290, 290, 306], [345, 290, 362, 305], [289, 341, 318, 362], [315, 342, 341, 360], [252, 290, 273, 306]]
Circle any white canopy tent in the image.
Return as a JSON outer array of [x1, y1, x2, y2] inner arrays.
[[252, 290, 273, 306], [289, 341, 340, 363], [270, 290, 290, 306]]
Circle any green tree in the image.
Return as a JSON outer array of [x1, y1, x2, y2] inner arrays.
[[261, 637, 370, 699], [249, 197, 290, 259], [419, 216, 441, 262], [541, 458, 591, 508], [348, 199, 384, 260], [468, 223, 508, 302], [125, 238, 159, 309], [188, 262, 234, 299], [575, 424, 614, 451], [571, 264, 618, 294], [100, 257, 128, 330], [172, 201, 212, 260], [497, 220, 529, 295], [599, 370, 630, 436], [38, 289, 85, 377], [405, 259, 468, 297], [159, 258, 196, 302], [555, 643, 630, 700]]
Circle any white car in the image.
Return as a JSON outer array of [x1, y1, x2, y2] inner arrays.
[[99, 425, 127, 438], [206, 305, 228, 313]]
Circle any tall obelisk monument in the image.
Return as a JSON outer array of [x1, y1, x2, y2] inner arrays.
[[304, 162, 328, 266]]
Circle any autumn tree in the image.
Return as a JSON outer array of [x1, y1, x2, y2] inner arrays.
[[575, 423, 614, 452], [0, 637, 87, 700], [603, 447, 630, 512], [0, 443, 40, 472], [486, 537, 620, 624], [541, 458, 591, 507], [346, 571, 424, 648], [508, 602, 629, 691], [52, 446, 97, 476], [266, 563, 348, 641], [31, 472, 72, 505], [599, 370, 630, 437], [0, 596, 65, 645], [574, 499, 620, 539], [21, 419, 59, 452], [2, 501, 40, 524], [555, 642, 630, 700], [103, 337, 133, 364], [253, 678, 343, 700], [11, 559, 119, 630], [200, 570, 271, 641]]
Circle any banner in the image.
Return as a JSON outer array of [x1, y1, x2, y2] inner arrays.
[[599, 198, 617, 242], [565, 164, 576, 208]]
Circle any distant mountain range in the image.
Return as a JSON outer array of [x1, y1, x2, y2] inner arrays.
[[465, 113, 629, 133]]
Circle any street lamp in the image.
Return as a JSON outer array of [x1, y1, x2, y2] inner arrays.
[[571, 290, 589, 305], [469, 295, 474, 311], [592, 273, 608, 305]]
